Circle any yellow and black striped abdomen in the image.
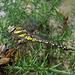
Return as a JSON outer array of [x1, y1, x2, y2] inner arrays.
[[8, 26, 74, 51]]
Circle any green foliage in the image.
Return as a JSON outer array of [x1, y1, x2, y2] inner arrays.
[[4, 50, 71, 75]]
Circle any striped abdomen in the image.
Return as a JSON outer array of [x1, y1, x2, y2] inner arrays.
[[9, 26, 74, 51]]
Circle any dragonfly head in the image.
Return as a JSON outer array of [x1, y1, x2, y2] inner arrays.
[[8, 26, 16, 33]]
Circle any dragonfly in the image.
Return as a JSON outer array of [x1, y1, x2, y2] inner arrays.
[[8, 26, 74, 51]]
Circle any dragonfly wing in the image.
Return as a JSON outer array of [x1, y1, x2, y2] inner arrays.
[[23, 17, 39, 32], [32, 34, 53, 42]]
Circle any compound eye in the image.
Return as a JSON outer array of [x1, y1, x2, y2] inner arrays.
[[8, 26, 16, 33]]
